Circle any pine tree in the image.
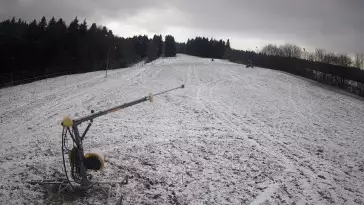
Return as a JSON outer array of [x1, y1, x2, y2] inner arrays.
[[79, 20, 87, 35], [164, 35, 176, 57], [147, 40, 158, 62], [226, 39, 231, 50], [68, 17, 79, 34], [38, 16, 47, 31], [158, 35, 163, 56], [152, 35, 163, 57]]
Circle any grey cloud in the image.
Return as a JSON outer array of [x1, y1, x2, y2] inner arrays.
[[168, 0, 364, 53], [0, 0, 164, 22], [0, 0, 363, 53]]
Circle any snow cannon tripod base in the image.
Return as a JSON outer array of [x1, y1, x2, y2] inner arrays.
[[246, 60, 254, 68], [28, 84, 185, 191]]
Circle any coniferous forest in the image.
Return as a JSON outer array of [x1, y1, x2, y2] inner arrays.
[[0, 17, 176, 85], [176, 37, 230, 59]]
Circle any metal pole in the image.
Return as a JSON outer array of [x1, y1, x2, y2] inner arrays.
[[72, 84, 185, 125], [106, 47, 110, 78], [68, 125, 91, 186], [105, 34, 110, 78], [152, 84, 185, 97]]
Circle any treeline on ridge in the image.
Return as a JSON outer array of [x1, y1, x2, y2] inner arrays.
[[176, 37, 231, 59], [178, 38, 364, 96], [1, 16, 363, 95], [0, 17, 177, 85], [223, 44, 364, 84]]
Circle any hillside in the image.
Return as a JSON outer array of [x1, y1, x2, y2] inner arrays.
[[1, 54, 364, 204]]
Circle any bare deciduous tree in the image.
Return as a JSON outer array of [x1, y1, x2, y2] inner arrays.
[[261, 44, 283, 56], [315, 49, 326, 62], [308, 52, 315, 61], [323, 52, 337, 64], [337, 54, 352, 67], [354, 53, 364, 69], [321, 52, 352, 67], [279, 44, 302, 58]]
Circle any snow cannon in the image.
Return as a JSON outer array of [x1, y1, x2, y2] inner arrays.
[[246, 60, 254, 68], [28, 84, 185, 190]]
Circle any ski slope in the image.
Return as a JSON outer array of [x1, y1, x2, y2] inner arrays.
[[1, 54, 364, 204]]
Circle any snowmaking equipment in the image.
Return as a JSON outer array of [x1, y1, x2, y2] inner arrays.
[[246, 60, 254, 68], [28, 84, 185, 189]]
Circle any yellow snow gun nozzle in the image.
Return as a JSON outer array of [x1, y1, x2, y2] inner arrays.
[[61, 116, 73, 127]]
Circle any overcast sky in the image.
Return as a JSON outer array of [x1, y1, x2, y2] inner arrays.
[[1, 0, 363, 54]]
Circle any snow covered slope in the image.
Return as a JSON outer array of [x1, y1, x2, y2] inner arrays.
[[1, 54, 364, 204]]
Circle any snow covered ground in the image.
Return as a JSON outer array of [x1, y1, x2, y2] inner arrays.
[[1, 54, 364, 204]]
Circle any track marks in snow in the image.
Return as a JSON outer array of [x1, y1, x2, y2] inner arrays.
[[1, 55, 364, 204], [192, 63, 364, 204]]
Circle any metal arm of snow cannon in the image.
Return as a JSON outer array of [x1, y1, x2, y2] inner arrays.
[[61, 84, 185, 188], [72, 84, 185, 126]]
